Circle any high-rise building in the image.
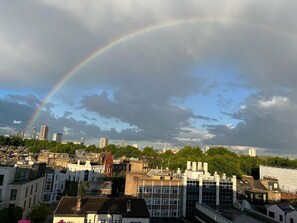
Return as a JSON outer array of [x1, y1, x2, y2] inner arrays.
[[248, 148, 256, 157], [31, 126, 36, 139], [99, 138, 109, 148], [39, 124, 48, 140], [15, 130, 25, 138], [52, 133, 63, 143], [120, 139, 125, 147]]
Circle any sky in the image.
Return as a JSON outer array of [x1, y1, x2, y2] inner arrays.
[[1, 0, 297, 155]]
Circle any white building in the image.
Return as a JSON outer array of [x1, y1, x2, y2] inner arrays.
[[0, 162, 46, 217], [248, 148, 256, 157], [43, 168, 63, 204], [0, 165, 16, 210], [182, 161, 237, 218], [52, 133, 63, 143], [99, 138, 109, 149], [260, 165, 297, 193], [53, 197, 150, 223], [267, 203, 297, 223], [67, 160, 105, 182]]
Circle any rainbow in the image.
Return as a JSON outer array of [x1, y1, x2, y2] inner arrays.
[[26, 16, 290, 128]]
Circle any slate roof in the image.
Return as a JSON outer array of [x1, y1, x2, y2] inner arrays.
[[54, 197, 150, 218], [277, 203, 295, 213]]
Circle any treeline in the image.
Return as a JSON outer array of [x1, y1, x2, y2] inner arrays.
[[1, 136, 297, 177]]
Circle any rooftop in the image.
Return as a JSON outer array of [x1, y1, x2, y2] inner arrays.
[[54, 197, 150, 218]]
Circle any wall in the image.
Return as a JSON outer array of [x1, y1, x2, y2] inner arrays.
[[260, 166, 297, 193]]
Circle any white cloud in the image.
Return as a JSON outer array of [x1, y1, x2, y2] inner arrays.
[[13, 120, 22, 124], [259, 96, 289, 108]]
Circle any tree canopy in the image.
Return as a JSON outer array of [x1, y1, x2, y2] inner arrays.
[[2, 136, 297, 178]]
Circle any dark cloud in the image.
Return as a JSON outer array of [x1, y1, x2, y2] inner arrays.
[[81, 89, 198, 141], [63, 111, 73, 118], [1, 1, 297, 152], [81, 114, 97, 122], [204, 93, 297, 154], [5, 94, 54, 111]]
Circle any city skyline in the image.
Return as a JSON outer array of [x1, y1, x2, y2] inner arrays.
[[1, 1, 297, 155]]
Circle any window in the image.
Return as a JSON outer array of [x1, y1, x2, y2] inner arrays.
[[30, 185, 33, 195], [25, 187, 28, 197], [154, 198, 160, 205], [162, 199, 169, 205], [23, 200, 26, 210], [171, 187, 180, 194], [35, 183, 38, 192], [163, 187, 170, 194], [45, 182, 51, 191], [290, 218, 294, 223], [279, 215, 283, 222], [145, 198, 152, 205], [47, 174, 52, 181], [268, 211, 275, 218], [0, 175, 4, 185], [10, 189, 17, 200]]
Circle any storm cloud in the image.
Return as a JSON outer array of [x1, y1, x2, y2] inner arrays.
[[1, 1, 297, 152]]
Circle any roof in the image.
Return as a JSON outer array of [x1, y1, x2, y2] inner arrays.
[[54, 197, 150, 218], [267, 203, 295, 214]]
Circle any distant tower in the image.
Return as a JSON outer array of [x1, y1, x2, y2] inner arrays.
[[248, 148, 256, 157], [39, 124, 48, 140], [80, 137, 85, 145], [52, 133, 63, 143], [31, 126, 36, 139], [120, 139, 125, 147], [99, 138, 109, 149]]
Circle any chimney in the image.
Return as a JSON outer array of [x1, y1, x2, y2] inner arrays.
[[76, 198, 81, 211], [127, 199, 131, 212], [192, 162, 197, 171], [186, 161, 191, 170]]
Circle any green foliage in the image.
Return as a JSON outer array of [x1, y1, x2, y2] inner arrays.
[[114, 145, 142, 158], [28, 145, 42, 153], [0, 208, 10, 223], [8, 206, 22, 223], [78, 181, 89, 198], [86, 144, 99, 152], [28, 204, 51, 223], [206, 146, 237, 157], [0, 206, 22, 223], [206, 154, 242, 176], [63, 181, 78, 196], [104, 144, 118, 154], [142, 147, 157, 157], [0, 136, 24, 147], [239, 155, 260, 175]]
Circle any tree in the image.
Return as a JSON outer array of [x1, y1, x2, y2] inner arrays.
[[142, 147, 157, 157], [78, 181, 89, 198], [28, 204, 51, 223]]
